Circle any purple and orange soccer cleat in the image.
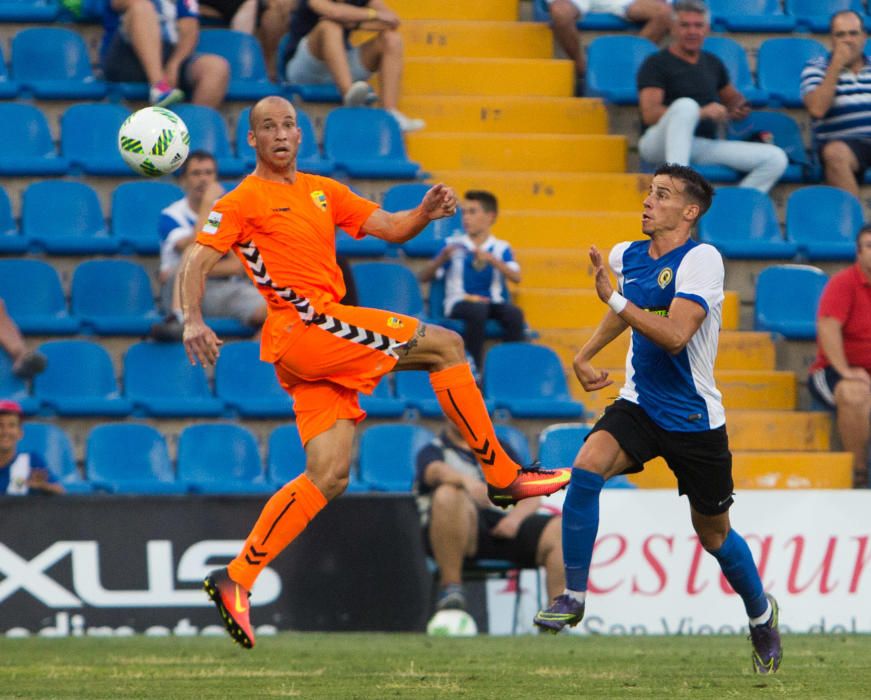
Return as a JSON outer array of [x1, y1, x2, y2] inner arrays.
[[488, 465, 572, 508], [204, 568, 255, 649], [533, 594, 585, 634], [750, 594, 782, 674]]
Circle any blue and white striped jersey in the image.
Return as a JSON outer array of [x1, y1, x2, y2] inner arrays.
[[800, 55, 871, 142], [437, 234, 519, 315], [609, 238, 725, 432]]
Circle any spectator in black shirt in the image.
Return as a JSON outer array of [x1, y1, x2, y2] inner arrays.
[[636, 0, 786, 192]]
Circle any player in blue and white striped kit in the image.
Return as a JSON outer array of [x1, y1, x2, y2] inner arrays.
[[533, 164, 782, 674]]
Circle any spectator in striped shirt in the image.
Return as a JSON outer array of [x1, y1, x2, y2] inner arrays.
[[801, 10, 871, 197]]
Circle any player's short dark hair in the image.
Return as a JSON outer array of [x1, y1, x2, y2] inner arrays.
[[857, 223, 871, 248], [464, 190, 498, 215], [180, 150, 217, 175], [829, 9, 865, 34], [653, 163, 715, 220]]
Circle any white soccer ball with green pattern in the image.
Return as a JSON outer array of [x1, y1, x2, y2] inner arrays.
[[426, 609, 478, 637], [118, 106, 190, 177]]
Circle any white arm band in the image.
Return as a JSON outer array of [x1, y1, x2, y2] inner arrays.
[[607, 291, 628, 314]]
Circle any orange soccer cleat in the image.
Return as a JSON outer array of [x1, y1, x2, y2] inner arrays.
[[204, 567, 256, 649], [487, 465, 572, 508]]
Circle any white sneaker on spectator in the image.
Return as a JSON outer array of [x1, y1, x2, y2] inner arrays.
[[343, 81, 371, 107], [388, 109, 425, 132]]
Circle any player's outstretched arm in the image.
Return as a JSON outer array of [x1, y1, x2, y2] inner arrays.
[[180, 242, 225, 367], [362, 183, 458, 243]]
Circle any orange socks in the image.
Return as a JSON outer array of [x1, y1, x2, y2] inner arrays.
[[228, 473, 327, 591], [429, 363, 519, 488]]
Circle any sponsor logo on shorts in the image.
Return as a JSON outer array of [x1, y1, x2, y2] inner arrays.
[[657, 267, 673, 289], [310, 190, 328, 212], [202, 211, 222, 235], [387, 317, 404, 329]]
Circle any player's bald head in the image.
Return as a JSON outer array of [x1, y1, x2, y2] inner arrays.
[[249, 96, 296, 130]]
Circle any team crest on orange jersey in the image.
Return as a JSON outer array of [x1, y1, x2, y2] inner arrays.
[[387, 317, 404, 329], [311, 190, 328, 211]]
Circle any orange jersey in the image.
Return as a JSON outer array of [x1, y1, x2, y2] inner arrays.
[[195, 173, 379, 361]]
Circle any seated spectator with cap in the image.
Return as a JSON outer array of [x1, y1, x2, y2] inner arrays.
[[0, 400, 63, 495]]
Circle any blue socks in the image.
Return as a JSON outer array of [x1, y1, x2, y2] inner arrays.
[[562, 468, 605, 592], [710, 529, 768, 619]]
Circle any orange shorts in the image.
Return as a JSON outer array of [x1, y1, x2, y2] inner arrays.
[[273, 301, 419, 445]]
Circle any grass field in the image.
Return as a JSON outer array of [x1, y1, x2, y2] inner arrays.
[[1, 633, 870, 699]]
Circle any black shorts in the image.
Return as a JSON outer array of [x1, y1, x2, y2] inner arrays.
[[590, 399, 734, 515], [808, 366, 840, 409], [423, 510, 553, 569], [103, 34, 197, 93], [200, 0, 268, 26], [819, 138, 871, 181]]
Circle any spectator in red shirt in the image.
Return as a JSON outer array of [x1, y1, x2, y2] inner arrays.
[[808, 225, 871, 488]]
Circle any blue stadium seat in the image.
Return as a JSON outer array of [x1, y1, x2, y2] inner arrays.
[[20, 422, 91, 492], [586, 36, 657, 104], [352, 261, 426, 319], [12, 28, 106, 99], [0, 351, 38, 415], [483, 343, 585, 419], [0, 104, 69, 175], [538, 423, 635, 488], [0, 259, 79, 334], [395, 370, 442, 417], [426, 276, 517, 340], [0, 187, 23, 252], [0, 45, 19, 98], [359, 376, 405, 417], [786, 0, 866, 34], [71, 260, 160, 334], [170, 104, 245, 177], [34, 340, 132, 416], [698, 187, 797, 259], [494, 424, 532, 467], [728, 111, 813, 182], [86, 423, 183, 494], [786, 186, 863, 260], [112, 181, 185, 254], [236, 106, 333, 174], [215, 341, 294, 417], [757, 38, 827, 107], [323, 108, 420, 179], [709, 0, 797, 32], [703, 37, 768, 106], [22, 181, 115, 254], [754, 264, 827, 340], [358, 423, 435, 492], [335, 228, 389, 257], [267, 424, 306, 485], [197, 29, 277, 100], [177, 423, 272, 494], [61, 103, 131, 175], [0, 0, 58, 22], [124, 342, 224, 417], [383, 183, 463, 257]]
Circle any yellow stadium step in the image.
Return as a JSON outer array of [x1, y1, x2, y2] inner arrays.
[[398, 97, 607, 135], [402, 21, 552, 59], [513, 249, 599, 289], [516, 289, 740, 330], [406, 133, 625, 173], [571, 369, 796, 413], [535, 329, 775, 372], [389, 0, 518, 20], [499, 212, 640, 248], [727, 411, 831, 451], [630, 452, 852, 489], [402, 58, 573, 97], [431, 171, 650, 212]]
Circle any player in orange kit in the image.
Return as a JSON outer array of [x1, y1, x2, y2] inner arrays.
[[179, 96, 571, 648]]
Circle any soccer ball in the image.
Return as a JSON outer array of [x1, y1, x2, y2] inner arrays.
[[118, 106, 190, 177], [426, 609, 478, 637]]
